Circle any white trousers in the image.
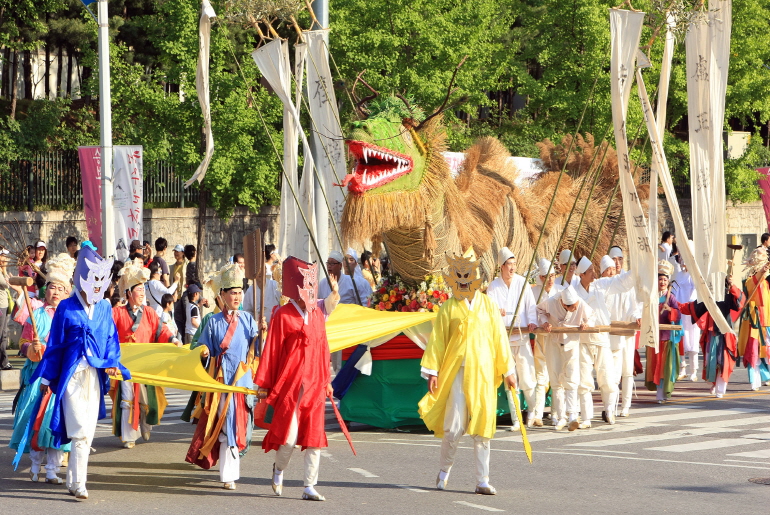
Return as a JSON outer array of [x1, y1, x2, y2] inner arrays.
[[680, 351, 699, 377], [579, 343, 619, 421], [715, 376, 728, 396], [440, 367, 490, 484], [120, 381, 152, 443], [615, 336, 637, 410], [30, 448, 63, 477], [274, 387, 321, 486], [63, 366, 100, 490], [218, 433, 240, 483], [544, 341, 579, 420], [533, 337, 549, 419], [511, 343, 537, 416]]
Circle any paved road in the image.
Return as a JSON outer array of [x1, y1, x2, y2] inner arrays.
[[1, 369, 769, 514]]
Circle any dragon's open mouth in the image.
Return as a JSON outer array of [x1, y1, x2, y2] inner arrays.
[[457, 282, 470, 290], [341, 141, 414, 193]]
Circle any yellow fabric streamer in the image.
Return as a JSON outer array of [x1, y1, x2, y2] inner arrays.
[[326, 304, 436, 353], [117, 306, 436, 393], [114, 343, 257, 394]]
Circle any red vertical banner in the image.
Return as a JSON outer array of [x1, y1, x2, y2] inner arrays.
[[757, 168, 770, 233], [78, 146, 103, 250]]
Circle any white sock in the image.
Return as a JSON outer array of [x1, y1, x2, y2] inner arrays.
[[273, 468, 283, 485], [439, 470, 449, 481], [568, 413, 577, 422], [304, 485, 320, 496], [477, 481, 491, 488]]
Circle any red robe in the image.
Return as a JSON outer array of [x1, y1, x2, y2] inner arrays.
[[112, 304, 174, 344], [255, 301, 330, 451]]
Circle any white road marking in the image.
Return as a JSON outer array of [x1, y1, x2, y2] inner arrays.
[[454, 500, 504, 512], [726, 448, 770, 459], [348, 467, 379, 478], [724, 459, 770, 465], [567, 428, 739, 447], [622, 408, 761, 424], [741, 433, 770, 440], [495, 421, 668, 443], [395, 484, 432, 493], [647, 438, 767, 453], [547, 448, 637, 454], [684, 415, 770, 428]]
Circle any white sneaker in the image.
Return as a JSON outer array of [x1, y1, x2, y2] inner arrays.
[[690, 374, 698, 382], [73, 487, 88, 500], [507, 421, 520, 432], [578, 421, 592, 429], [123, 441, 135, 449], [619, 407, 630, 418], [555, 418, 568, 431], [677, 372, 687, 381], [716, 393, 724, 398], [710, 385, 716, 396], [436, 471, 449, 490], [526, 416, 535, 428], [606, 411, 616, 425]]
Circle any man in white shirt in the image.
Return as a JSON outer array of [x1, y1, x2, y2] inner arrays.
[[608, 247, 642, 417], [555, 249, 580, 289], [537, 285, 593, 431], [530, 259, 558, 426], [574, 256, 634, 427], [318, 251, 372, 306], [486, 247, 538, 428], [658, 231, 674, 261], [146, 261, 180, 316]]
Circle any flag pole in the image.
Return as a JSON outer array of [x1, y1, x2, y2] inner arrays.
[[97, 0, 115, 257]]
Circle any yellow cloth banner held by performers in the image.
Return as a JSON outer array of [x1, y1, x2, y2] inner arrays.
[[117, 306, 435, 392], [510, 386, 533, 464]]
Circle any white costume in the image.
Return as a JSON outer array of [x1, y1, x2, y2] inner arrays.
[[603, 252, 641, 415], [487, 250, 538, 423], [536, 287, 594, 428], [530, 259, 558, 424], [574, 257, 634, 425]]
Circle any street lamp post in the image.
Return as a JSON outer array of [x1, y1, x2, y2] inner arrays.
[[97, 0, 115, 256]]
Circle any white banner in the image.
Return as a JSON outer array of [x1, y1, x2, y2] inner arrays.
[[305, 30, 347, 258], [648, 14, 676, 261], [113, 145, 143, 262], [636, 68, 734, 337], [185, 0, 216, 188], [253, 39, 317, 262], [609, 8, 659, 350], [686, 1, 731, 300]]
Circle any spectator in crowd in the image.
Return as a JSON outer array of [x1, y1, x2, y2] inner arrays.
[[233, 253, 249, 290], [171, 244, 187, 335], [0, 247, 11, 370], [146, 261, 180, 316], [360, 250, 380, 289], [160, 293, 180, 341], [66, 236, 79, 259], [184, 245, 201, 288], [153, 237, 171, 286], [142, 241, 153, 266], [185, 284, 203, 345], [658, 231, 674, 261]]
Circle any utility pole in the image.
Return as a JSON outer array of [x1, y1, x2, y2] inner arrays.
[[311, 0, 331, 260], [311, 0, 328, 30], [97, 0, 115, 256]]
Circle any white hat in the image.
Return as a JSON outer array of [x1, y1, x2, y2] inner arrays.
[[328, 250, 344, 264], [36, 241, 46, 248], [558, 249, 576, 265], [173, 244, 184, 252], [658, 259, 675, 277], [608, 246, 623, 259], [46, 253, 76, 288], [600, 255, 615, 274], [345, 247, 359, 261], [0, 248, 8, 256], [538, 258, 554, 277], [576, 256, 593, 275], [497, 247, 515, 267], [561, 285, 579, 305]]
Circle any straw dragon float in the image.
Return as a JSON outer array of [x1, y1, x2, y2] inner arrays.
[[340, 94, 649, 286]]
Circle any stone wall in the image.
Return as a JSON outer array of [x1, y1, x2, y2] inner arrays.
[[0, 206, 279, 277]]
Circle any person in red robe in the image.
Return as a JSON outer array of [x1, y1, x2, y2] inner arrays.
[[679, 275, 744, 398], [255, 256, 338, 502], [111, 259, 180, 448]]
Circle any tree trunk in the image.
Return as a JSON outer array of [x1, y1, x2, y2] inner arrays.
[[0, 48, 9, 99], [10, 50, 19, 119], [57, 46, 63, 98], [66, 50, 72, 97], [45, 43, 51, 99], [23, 49, 32, 100]]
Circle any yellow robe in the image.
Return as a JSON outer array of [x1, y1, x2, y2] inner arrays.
[[739, 274, 769, 359], [418, 291, 514, 440]]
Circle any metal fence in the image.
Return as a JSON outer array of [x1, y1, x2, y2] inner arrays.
[[0, 151, 199, 211]]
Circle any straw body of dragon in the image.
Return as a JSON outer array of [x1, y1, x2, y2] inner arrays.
[[340, 99, 647, 284]]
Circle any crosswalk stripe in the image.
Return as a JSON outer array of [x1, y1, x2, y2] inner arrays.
[[625, 408, 761, 423], [683, 415, 770, 429], [726, 448, 770, 459], [567, 427, 740, 448], [646, 438, 767, 452]]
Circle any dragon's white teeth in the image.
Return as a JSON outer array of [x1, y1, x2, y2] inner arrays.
[[363, 148, 369, 163]]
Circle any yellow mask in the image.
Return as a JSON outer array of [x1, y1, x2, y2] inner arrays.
[[443, 249, 482, 302]]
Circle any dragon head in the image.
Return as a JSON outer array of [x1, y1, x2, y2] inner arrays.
[[342, 108, 427, 195]]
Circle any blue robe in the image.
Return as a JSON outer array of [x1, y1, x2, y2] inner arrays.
[[31, 296, 129, 448], [198, 311, 257, 449]]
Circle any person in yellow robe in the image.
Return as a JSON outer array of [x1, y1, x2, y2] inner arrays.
[[418, 251, 516, 496]]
